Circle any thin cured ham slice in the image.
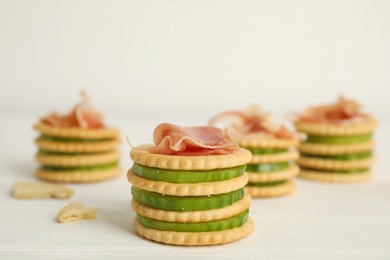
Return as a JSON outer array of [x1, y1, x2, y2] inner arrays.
[[296, 95, 368, 124], [132, 123, 240, 156], [209, 105, 296, 140], [41, 91, 105, 129]]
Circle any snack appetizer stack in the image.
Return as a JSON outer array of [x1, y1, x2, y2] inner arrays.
[[128, 123, 254, 245], [293, 96, 378, 183], [209, 105, 300, 198], [34, 92, 122, 182]]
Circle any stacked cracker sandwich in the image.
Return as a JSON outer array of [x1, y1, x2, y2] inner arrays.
[[34, 92, 122, 182], [210, 105, 300, 198], [294, 96, 378, 183], [128, 123, 254, 245]]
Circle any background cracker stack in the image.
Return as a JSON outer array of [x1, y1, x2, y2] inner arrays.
[[294, 96, 378, 183], [127, 123, 255, 246], [242, 137, 300, 198], [209, 105, 300, 198], [34, 92, 122, 183]]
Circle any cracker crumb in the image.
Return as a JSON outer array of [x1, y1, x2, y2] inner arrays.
[[58, 202, 98, 223], [11, 182, 74, 199]]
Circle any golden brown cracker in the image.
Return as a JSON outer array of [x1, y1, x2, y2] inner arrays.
[[35, 151, 120, 167], [130, 146, 252, 170], [131, 192, 251, 223], [294, 116, 378, 136], [34, 123, 120, 139], [298, 141, 375, 155], [247, 164, 299, 182], [133, 217, 254, 246], [250, 150, 299, 164], [245, 180, 296, 198], [36, 166, 122, 183], [128, 170, 248, 196], [11, 181, 74, 199], [35, 138, 121, 153], [58, 202, 98, 223], [298, 169, 372, 183], [232, 136, 299, 149], [297, 156, 376, 171]]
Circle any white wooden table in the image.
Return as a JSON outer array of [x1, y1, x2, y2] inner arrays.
[[1, 114, 389, 260]]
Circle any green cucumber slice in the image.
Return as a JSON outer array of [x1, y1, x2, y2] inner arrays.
[[246, 162, 289, 172], [301, 151, 373, 160], [131, 186, 244, 211], [247, 148, 287, 155], [132, 163, 246, 183], [40, 135, 113, 143], [41, 161, 119, 171], [247, 180, 286, 187], [38, 149, 97, 155], [300, 167, 369, 174], [307, 133, 372, 144], [137, 209, 249, 232]]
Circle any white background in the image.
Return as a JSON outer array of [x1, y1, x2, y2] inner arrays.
[[1, 0, 390, 120], [1, 1, 390, 259]]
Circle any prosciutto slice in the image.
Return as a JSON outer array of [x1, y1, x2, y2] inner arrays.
[[209, 105, 295, 140], [41, 91, 105, 129], [133, 123, 240, 156], [296, 95, 367, 124]]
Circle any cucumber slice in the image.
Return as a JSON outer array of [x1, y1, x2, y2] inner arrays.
[[247, 148, 287, 155], [246, 162, 289, 172], [41, 161, 119, 171], [300, 167, 369, 174], [307, 133, 372, 144], [40, 135, 113, 143], [137, 209, 249, 232], [301, 151, 373, 160], [132, 163, 246, 183], [247, 180, 286, 187], [131, 186, 244, 211], [38, 149, 97, 155]]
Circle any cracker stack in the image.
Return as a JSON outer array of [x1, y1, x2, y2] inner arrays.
[[34, 124, 122, 182], [33, 92, 122, 183], [237, 137, 300, 198], [294, 96, 378, 183], [209, 105, 300, 198], [128, 145, 254, 246]]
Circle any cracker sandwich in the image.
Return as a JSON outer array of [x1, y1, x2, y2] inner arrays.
[[34, 91, 122, 182], [128, 123, 254, 245]]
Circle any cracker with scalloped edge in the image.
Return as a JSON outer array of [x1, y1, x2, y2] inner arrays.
[[247, 164, 299, 182], [250, 150, 299, 164], [130, 146, 252, 170], [299, 169, 372, 183], [297, 156, 376, 171], [133, 217, 254, 246], [58, 202, 98, 223], [34, 123, 120, 139], [294, 116, 378, 136], [35, 138, 121, 153], [35, 150, 120, 167], [131, 192, 251, 223], [128, 170, 248, 196], [245, 180, 296, 198], [232, 136, 299, 149], [298, 141, 375, 155], [36, 166, 122, 183], [11, 181, 74, 199]]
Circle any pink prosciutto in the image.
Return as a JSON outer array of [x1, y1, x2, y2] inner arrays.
[[41, 91, 105, 129], [132, 123, 240, 156], [296, 95, 367, 124], [209, 105, 295, 140]]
